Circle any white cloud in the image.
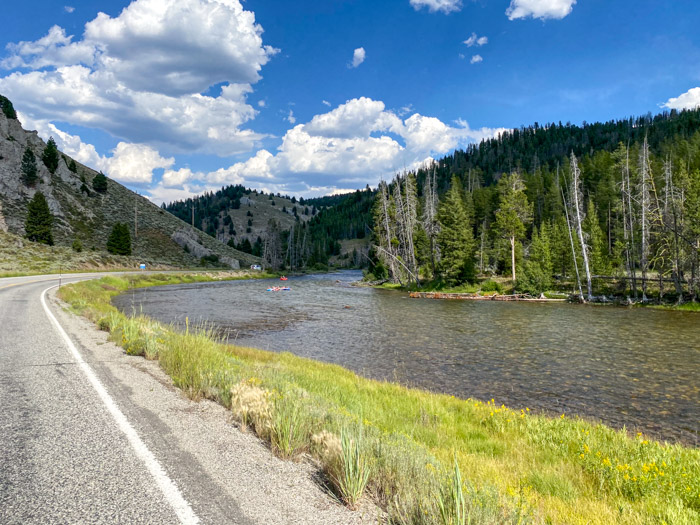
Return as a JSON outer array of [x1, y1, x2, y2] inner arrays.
[[322, 100, 331, 107], [470, 54, 483, 64], [349, 47, 366, 69], [662, 88, 700, 110], [410, 0, 462, 14], [286, 109, 296, 124], [506, 0, 576, 20], [166, 98, 508, 196], [304, 97, 402, 138], [257, 100, 266, 108], [18, 113, 173, 184], [64, 6, 75, 14], [0, 0, 274, 156], [105, 143, 174, 184], [463, 33, 488, 47]]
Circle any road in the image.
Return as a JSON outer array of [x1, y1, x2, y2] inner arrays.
[[0, 274, 367, 525]]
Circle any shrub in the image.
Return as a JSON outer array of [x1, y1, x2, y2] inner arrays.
[[92, 172, 108, 193], [480, 279, 503, 293]]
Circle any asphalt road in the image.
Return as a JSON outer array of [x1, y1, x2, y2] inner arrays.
[[0, 273, 194, 523], [0, 273, 368, 525]]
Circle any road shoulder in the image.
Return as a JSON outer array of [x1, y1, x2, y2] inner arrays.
[[47, 286, 376, 525]]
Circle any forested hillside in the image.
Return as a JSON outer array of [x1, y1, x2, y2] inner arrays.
[[164, 185, 374, 269], [374, 107, 700, 302], [163, 107, 700, 302]]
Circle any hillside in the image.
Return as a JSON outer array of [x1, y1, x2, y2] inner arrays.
[[165, 185, 375, 268], [0, 98, 259, 269], [165, 186, 314, 254]]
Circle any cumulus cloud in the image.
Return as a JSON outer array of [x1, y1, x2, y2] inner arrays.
[[0, 0, 275, 156], [506, 0, 576, 20], [285, 109, 296, 124], [470, 55, 483, 64], [662, 88, 700, 110], [64, 6, 75, 14], [304, 97, 402, 138], [322, 100, 331, 107], [19, 113, 174, 184], [349, 47, 366, 68], [1, 69, 263, 155], [105, 143, 174, 184], [156, 97, 508, 198], [410, 0, 462, 14], [463, 33, 488, 47]]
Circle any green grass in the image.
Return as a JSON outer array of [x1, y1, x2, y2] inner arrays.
[[58, 274, 700, 525]]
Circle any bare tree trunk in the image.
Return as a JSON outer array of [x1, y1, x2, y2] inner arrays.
[[640, 143, 649, 300], [571, 154, 593, 300], [561, 184, 584, 299], [625, 145, 638, 299], [510, 236, 516, 282]]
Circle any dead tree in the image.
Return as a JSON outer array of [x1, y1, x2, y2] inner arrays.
[[570, 154, 593, 300]]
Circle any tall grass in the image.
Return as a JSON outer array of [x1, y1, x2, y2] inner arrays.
[[58, 274, 700, 525]]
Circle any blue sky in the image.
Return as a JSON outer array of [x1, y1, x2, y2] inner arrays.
[[1, 0, 699, 203]]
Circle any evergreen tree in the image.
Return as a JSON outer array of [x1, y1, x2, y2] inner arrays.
[[21, 147, 38, 186], [68, 159, 78, 173], [437, 176, 475, 284], [519, 224, 553, 293], [106, 223, 132, 255], [92, 172, 108, 193], [583, 199, 612, 275], [25, 191, 53, 245], [42, 137, 59, 174], [494, 173, 532, 282], [0, 95, 17, 119]]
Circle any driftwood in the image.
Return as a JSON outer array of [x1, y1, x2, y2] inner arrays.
[[409, 292, 565, 302]]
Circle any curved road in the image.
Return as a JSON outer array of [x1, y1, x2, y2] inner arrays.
[[0, 273, 194, 523], [0, 274, 364, 525]]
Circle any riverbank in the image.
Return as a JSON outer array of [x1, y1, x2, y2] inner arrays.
[[59, 274, 700, 525]]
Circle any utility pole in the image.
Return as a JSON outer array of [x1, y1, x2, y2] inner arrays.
[[134, 192, 138, 239]]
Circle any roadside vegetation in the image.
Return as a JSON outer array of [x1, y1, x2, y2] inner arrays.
[[58, 274, 700, 525]]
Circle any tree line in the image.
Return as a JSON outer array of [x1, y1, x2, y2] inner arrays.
[[370, 128, 700, 302]]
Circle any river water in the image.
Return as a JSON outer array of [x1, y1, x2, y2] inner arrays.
[[113, 270, 700, 445]]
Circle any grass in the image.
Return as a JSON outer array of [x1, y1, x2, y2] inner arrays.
[[58, 273, 700, 524]]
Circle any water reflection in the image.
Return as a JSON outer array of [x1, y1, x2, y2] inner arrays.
[[113, 271, 700, 445]]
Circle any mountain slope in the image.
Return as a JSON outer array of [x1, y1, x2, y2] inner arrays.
[[0, 99, 259, 269]]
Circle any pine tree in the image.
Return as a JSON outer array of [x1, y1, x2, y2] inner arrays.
[[25, 191, 53, 245], [494, 173, 532, 282], [21, 147, 38, 186], [92, 172, 108, 193], [107, 223, 132, 255], [0, 95, 17, 119], [519, 224, 553, 293], [42, 137, 59, 174], [583, 199, 612, 275], [437, 176, 475, 284]]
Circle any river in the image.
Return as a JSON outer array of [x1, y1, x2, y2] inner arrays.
[[113, 270, 700, 445]]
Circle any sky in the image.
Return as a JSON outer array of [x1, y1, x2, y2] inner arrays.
[[1, 0, 699, 204]]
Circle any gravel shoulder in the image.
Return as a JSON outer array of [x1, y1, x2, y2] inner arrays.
[[48, 287, 378, 525]]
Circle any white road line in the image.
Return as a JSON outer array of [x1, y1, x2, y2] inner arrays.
[[40, 285, 200, 525]]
